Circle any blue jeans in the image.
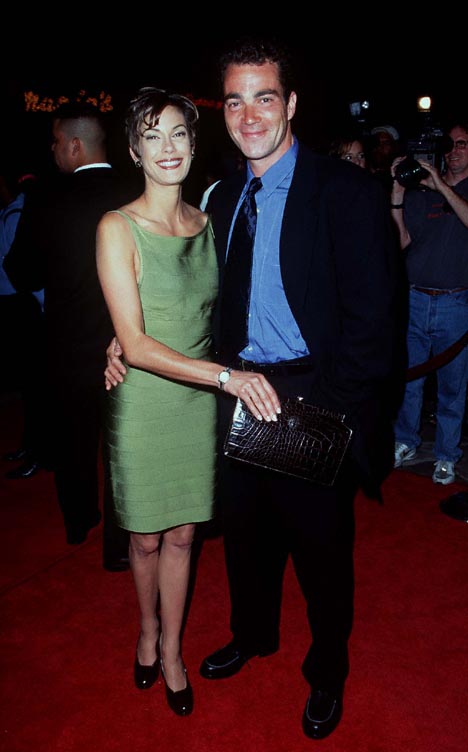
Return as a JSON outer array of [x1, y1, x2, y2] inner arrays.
[[394, 287, 468, 462]]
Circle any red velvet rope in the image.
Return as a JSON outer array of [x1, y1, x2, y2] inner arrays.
[[406, 329, 468, 381]]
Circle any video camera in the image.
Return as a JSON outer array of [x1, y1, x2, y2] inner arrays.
[[395, 125, 453, 189], [405, 126, 446, 169]]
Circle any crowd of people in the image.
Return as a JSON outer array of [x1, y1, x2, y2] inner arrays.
[[2, 35, 468, 741]]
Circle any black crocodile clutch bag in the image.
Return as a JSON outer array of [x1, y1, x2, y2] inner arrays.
[[223, 397, 353, 486]]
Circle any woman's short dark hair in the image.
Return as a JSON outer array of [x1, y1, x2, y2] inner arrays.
[[218, 37, 295, 102], [125, 87, 199, 157]]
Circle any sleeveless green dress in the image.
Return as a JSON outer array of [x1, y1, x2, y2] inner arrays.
[[106, 211, 218, 533]]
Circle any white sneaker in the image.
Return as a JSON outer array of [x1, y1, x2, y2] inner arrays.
[[432, 460, 455, 485], [394, 442, 417, 468]]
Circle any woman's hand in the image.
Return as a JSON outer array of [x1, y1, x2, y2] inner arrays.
[[105, 337, 127, 390], [104, 340, 282, 422], [222, 369, 281, 422]]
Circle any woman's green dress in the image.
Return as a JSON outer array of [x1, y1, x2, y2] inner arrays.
[[106, 212, 218, 532]]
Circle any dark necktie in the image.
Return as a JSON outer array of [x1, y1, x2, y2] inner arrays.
[[219, 177, 262, 363]]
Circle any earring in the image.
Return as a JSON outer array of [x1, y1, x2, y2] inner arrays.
[[191, 152, 195, 160], [135, 160, 142, 168]]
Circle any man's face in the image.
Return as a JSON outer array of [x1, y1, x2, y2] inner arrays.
[[445, 126, 468, 180], [375, 132, 394, 154], [51, 120, 75, 173], [223, 61, 296, 175]]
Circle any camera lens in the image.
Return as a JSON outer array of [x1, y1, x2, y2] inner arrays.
[[395, 157, 429, 189]]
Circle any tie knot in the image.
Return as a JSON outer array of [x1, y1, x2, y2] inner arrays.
[[247, 177, 262, 197]]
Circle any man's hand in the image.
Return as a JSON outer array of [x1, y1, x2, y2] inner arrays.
[[105, 337, 126, 390], [417, 160, 445, 192], [390, 156, 407, 199]]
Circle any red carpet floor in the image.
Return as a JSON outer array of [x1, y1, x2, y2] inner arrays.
[[1, 395, 467, 752]]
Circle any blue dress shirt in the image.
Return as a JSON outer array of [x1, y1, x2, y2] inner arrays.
[[228, 139, 309, 363]]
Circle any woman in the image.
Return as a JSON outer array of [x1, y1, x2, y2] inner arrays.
[[328, 134, 367, 169], [96, 87, 279, 716]]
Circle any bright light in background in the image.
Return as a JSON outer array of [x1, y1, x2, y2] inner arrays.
[[417, 96, 432, 112], [349, 100, 371, 121]]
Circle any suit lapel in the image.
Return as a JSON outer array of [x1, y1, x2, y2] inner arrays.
[[209, 172, 245, 273], [211, 147, 322, 321], [280, 146, 320, 308]]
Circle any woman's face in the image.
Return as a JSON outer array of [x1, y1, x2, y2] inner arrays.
[[341, 141, 366, 168], [134, 104, 193, 186]]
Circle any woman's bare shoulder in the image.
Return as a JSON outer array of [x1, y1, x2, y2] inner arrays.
[[184, 202, 209, 230]]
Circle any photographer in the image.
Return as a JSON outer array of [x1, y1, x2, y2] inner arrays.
[[390, 120, 468, 485], [369, 125, 402, 193]]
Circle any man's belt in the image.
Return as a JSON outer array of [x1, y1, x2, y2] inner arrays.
[[237, 357, 314, 377]]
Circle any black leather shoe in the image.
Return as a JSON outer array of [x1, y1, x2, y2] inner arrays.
[[302, 689, 343, 740], [161, 662, 193, 715], [200, 641, 259, 679], [3, 447, 28, 462], [440, 491, 468, 522], [134, 646, 159, 690], [6, 460, 40, 479], [103, 556, 130, 572]]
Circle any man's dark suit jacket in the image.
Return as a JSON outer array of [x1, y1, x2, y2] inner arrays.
[[208, 143, 406, 495], [4, 167, 138, 387]]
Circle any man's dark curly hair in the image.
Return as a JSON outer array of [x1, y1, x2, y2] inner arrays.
[[218, 37, 296, 102]]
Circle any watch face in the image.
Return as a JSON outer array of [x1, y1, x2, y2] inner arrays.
[[219, 371, 230, 383]]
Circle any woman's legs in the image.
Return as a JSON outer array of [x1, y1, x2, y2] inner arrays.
[[130, 524, 195, 688], [158, 523, 195, 691], [130, 531, 161, 666]]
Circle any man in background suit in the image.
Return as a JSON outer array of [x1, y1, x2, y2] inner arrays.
[[5, 102, 136, 570]]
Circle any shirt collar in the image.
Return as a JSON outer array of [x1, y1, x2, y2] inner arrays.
[[74, 163, 112, 173], [246, 137, 298, 196]]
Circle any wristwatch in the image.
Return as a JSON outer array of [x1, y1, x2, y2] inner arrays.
[[217, 367, 232, 390]]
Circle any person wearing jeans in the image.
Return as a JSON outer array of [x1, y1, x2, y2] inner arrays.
[[391, 120, 468, 484], [396, 287, 468, 467]]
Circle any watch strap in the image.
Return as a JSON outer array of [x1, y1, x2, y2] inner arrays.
[[217, 367, 233, 390]]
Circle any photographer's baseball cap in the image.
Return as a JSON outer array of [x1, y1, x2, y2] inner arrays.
[[371, 125, 400, 141]]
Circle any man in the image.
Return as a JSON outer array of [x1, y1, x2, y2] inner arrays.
[[106, 39, 399, 739], [4, 103, 136, 570], [390, 121, 468, 486], [369, 125, 401, 193]]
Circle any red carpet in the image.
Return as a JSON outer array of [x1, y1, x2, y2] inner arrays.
[[1, 395, 467, 752]]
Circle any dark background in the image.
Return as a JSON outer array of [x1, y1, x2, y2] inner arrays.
[[1, 28, 464, 204]]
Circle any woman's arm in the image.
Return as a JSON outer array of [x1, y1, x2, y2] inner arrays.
[[96, 212, 280, 421]]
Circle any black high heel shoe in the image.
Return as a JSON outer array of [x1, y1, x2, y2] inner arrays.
[[159, 641, 193, 716], [134, 638, 159, 690]]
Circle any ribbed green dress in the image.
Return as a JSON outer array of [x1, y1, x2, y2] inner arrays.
[[106, 211, 218, 532]]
